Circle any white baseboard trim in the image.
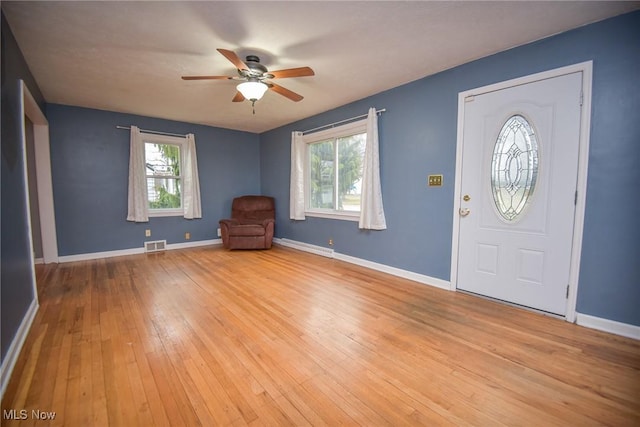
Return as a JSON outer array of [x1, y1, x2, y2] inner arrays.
[[1, 298, 39, 400], [58, 239, 222, 263], [576, 313, 640, 340], [273, 238, 451, 291], [166, 239, 222, 251], [59, 247, 144, 262], [335, 252, 452, 290], [275, 238, 335, 258]]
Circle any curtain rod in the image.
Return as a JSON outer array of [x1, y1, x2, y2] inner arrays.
[[116, 125, 188, 138], [302, 108, 386, 135]]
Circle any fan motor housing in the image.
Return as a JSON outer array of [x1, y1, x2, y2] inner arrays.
[[245, 55, 268, 74]]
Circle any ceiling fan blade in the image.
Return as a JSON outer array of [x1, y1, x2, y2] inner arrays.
[[217, 48, 249, 71], [268, 82, 304, 102], [232, 92, 245, 102], [268, 67, 315, 79], [181, 75, 234, 80]]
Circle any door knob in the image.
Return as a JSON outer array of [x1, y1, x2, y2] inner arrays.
[[459, 207, 471, 217]]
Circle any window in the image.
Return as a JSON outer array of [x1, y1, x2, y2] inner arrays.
[[491, 114, 539, 222], [305, 120, 366, 220], [127, 126, 201, 223], [143, 134, 185, 216]]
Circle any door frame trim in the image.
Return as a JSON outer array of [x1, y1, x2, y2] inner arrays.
[[20, 80, 59, 265], [21, 80, 59, 265], [450, 61, 593, 322]]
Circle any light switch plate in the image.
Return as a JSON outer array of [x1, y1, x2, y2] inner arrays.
[[428, 174, 443, 186]]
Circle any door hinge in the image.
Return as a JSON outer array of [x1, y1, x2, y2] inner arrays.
[[566, 285, 570, 299], [579, 90, 584, 106], [574, 190, 578, 205]]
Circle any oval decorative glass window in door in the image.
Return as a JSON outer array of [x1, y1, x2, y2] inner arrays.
[[491, 114, 539, 221]]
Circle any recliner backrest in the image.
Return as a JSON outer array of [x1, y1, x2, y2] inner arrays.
[[231, 196, 275, 222]]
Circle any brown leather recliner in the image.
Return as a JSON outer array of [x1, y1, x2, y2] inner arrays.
[[219, 196, 275, 250]]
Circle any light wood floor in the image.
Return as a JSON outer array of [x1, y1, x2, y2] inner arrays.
[[2, 245, 639, 426]]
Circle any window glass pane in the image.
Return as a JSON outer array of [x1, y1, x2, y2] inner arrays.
[[147, 178, 181, 209], [309, 140, 335, 209], [145, 142, 182, 210], [491, 115, 539, 221], [337, 133, 365, 211], [145, 143, 180, 177]]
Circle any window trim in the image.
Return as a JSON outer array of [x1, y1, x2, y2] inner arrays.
[[304, 119, 367, 221], [142, 133, 186, 218]]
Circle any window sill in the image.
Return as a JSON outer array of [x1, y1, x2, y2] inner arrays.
[[305, 210, 360, 222], [148, 209, 183, 218]]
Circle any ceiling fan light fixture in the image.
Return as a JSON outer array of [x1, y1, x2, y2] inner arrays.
[[237, 80, 268, 101]]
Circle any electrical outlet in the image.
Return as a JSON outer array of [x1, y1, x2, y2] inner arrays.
[[217, 228, 221, 237], [145, 229, 151, 237], [185, 232, 191, 240], [328, 238, 334, 246]]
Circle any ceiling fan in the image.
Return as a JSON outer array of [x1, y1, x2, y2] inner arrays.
[[182, 48, 315, 111]]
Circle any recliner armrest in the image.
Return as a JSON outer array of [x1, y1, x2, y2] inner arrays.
[[262, 218, 275, 227], [219, 219, 239, 227]]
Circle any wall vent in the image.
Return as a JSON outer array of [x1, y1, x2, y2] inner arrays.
[[144, 240, 167, 253]]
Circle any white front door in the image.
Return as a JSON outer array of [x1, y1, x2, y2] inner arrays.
[[456, 71, 583, 315]]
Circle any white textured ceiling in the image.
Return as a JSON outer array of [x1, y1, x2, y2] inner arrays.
[[3, 1, 639, 133]]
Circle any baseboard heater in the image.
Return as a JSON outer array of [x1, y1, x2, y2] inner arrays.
[[144, 240, 167, 253]]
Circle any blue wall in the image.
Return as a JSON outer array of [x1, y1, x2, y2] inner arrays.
[[1, 12, 46, 361], [260, 11, 640, 326], [47, 105, 261, 256]]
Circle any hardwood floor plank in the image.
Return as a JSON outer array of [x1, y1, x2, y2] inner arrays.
[[49, 332, 72, 426], [90, 324, 108, 426], [2, 245, 638, 426], [100, 338, 125, 426], [129, 342, 171, 427], [146, 350, 197, 426]]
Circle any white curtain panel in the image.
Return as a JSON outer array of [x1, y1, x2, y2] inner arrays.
[[126, 125, 149, 222], [359, 108, 387, 230], [289, 131, 306, 220], [183, 133, 202, 219]]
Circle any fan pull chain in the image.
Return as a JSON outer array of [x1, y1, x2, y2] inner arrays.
[[251, 100, 256, 115]]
